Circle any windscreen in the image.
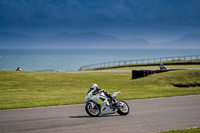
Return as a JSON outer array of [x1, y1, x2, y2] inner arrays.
[[87, 88, 93, 94]]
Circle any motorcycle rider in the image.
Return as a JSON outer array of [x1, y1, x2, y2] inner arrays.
[[88, 84, 116, 108], [160, 63, 166, 70]]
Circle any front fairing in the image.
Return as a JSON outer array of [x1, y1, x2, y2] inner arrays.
[[85, 90, 94, 103]]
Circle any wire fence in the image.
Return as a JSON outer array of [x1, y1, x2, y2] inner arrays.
[[78, 55, 200, 71]]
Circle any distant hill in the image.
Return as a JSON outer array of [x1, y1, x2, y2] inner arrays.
[[0, 31, 150, 48], [155, 34, 200, 48], [52, 32, 150, 48], [1, 32, 199, 49], [52, 32, 119, 48]]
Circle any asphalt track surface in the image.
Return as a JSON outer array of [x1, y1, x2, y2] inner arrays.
[[0, 95, 200, 133]]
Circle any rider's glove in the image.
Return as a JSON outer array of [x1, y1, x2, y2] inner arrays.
[[99, 89, 105, 93]]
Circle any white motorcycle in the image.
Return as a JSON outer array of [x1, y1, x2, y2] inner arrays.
[[84, 90, 129, 117]]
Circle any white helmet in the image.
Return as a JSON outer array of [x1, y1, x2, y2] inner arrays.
[[90, 84, 99, 90]]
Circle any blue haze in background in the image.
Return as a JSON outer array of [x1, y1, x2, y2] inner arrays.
[[0, 49, 200, 72]]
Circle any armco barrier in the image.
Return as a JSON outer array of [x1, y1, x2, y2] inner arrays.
[[79, 55, 200, 71]]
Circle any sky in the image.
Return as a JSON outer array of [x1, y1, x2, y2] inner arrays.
[[0, 0, 200, 43]]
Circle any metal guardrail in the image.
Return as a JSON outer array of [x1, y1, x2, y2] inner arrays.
[[78, 55, 200, 71]]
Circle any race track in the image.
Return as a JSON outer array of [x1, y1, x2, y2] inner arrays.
[[0, 95, 200, 133]]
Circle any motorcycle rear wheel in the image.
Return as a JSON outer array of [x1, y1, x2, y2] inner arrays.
[[85, 101, 100, 117]]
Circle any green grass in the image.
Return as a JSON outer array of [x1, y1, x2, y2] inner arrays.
[[0, 70, 200, 109], [157, 127, 200, 133]]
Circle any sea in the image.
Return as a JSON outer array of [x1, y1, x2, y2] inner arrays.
[[0, 49, 200, 72]]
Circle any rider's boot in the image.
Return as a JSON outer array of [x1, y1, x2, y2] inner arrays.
[[112, 99, 118, 111]]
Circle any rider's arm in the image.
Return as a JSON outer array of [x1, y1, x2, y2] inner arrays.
[[99, 88, 111, 97]]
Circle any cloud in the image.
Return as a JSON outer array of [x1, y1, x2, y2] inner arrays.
[[0, 0, 200, 37], [0, 0, 87, 27]]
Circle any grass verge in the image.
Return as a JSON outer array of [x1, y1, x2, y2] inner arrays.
[[157, 127, 200, 133], [0, 70, 200, 109]]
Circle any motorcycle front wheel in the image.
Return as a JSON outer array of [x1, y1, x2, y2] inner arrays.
[[85, 101, 100, 117], [117, 100, 129, 115]]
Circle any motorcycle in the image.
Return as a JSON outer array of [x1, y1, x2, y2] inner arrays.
[[84, 90, 129, 117]]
